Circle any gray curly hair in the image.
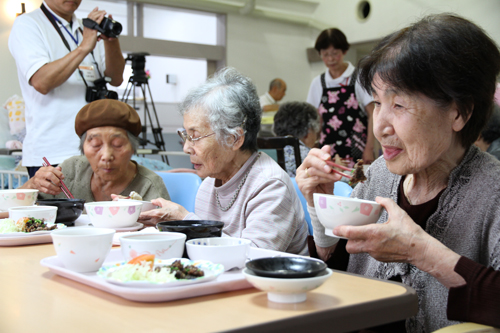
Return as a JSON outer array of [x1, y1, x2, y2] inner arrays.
[[179, 67, 262, 152]]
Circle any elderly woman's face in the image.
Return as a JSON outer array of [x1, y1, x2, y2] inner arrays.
[[182, 109, 238, 180], [372, 75, 465, 175], [83, 126, 134, 181]]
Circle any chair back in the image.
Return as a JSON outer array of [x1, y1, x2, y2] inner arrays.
[[154, 172, 202, 212], [290, 177, 312, 235], [257, 136, 301, 171]]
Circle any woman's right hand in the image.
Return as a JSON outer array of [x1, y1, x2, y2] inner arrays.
[[296, 145, 342, 206], [22, 166, 65, 196], [137, 198, 189, 226]]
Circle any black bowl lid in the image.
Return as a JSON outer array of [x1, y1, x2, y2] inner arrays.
[[246, 257, 327, 279], [37, 198, 85, 203], [156, 220, 224, 229]]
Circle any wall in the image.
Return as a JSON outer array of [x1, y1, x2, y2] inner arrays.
[[1, 0, 500, 134]]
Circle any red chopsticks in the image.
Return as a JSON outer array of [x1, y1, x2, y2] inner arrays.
[[325, 160, 353, 179], [42, 157, 74, 199]]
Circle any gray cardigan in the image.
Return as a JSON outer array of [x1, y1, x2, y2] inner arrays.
[[346, 146, 500, 332]]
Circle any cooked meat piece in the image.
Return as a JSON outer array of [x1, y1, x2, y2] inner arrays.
[[350, 159, 367, 186]]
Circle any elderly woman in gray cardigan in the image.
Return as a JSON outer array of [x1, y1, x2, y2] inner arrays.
[[297, 14, 500, 332], [139, 67, 309, 255]]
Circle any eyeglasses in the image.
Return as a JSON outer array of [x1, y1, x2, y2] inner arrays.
[[320, 50, 343, 59], [178, 130, 215, 145]]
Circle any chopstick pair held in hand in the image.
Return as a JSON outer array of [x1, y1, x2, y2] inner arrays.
[[42, 157, 74, 199]]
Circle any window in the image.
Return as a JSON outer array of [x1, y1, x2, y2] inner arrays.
[[143, 4, 218, 45]]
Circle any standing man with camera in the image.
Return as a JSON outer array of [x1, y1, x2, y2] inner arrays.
[[9, 0, 125, 177]]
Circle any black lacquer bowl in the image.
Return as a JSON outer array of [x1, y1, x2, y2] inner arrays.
[[246, 257, 327, 279], [156, 220, 224, 240], [36, 198, 85, 226]]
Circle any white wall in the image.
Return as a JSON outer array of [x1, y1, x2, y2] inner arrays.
[[226, 13, 322, 103]]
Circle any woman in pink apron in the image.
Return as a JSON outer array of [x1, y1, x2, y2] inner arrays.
[[306, 28, 375, 166]]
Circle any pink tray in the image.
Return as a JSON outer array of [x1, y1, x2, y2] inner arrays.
[[40, 247, 299, 303]]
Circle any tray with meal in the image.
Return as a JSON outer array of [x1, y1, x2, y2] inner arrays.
[[40, 247, 301, 302], [0, 217, 65, 246]]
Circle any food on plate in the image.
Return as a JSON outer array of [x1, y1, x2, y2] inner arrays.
[[128, 254, 155, 269], [104, 255, 205, 283], [349, 159, 367, 186], [128, 191, 143, 201], [0, 217, 57, 233], [0, 219, 18, 233]]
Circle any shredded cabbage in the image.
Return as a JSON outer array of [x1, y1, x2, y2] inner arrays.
[[108, 262, 177, 283], [0, 219, 21, 233]]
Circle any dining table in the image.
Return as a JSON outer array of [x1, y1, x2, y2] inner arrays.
[[0, 242, 418, 333]]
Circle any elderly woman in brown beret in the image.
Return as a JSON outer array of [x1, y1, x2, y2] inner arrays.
[[21, 99, 170, 203]]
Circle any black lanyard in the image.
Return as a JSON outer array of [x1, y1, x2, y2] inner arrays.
[[40, 4, 102, 87]]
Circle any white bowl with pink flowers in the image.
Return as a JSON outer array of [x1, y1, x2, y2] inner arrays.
[[313, 193, 383, 237], [0, 189, 38, 212], [84, 201, 143, 228]]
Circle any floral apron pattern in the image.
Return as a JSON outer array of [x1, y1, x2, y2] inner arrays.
[[318, 72, 368, 165]]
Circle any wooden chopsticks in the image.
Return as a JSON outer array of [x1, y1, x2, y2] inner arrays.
[[42, 157, 74, 199]]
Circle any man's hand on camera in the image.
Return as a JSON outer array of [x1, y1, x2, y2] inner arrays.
[[80, 7, 107, 53]]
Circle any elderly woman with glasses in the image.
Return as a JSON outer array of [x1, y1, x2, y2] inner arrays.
[[21, 99, 170, 203], [139, 68, 309, 255]]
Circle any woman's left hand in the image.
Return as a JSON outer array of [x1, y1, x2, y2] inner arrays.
[[334, 196, 427, 263], [137, 198, 189, 226], [335, 196, 466, 288]]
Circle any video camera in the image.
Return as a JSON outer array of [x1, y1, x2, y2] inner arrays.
[[82, 16, 122, 38], [125, 52, 150, 83], [85, 77, 118, 103]]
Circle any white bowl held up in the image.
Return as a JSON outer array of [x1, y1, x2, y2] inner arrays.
[[186, 237, 252, 271], [0, 189, 38, 212], [117, 199, 158, 212], [119, 232, 186, 262], [243, 268, 332, 303], [313, 193, 383, 237], [85, 201, 143, 228], [51, 227, 115, 273], [9, 206, 58, 224]]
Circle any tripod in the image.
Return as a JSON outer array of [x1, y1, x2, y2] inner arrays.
[[121, 53, 168, 164]]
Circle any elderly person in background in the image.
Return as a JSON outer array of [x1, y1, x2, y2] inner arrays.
[[273, 101, 319, 177], [297, 14, 500, 331], [474, 104, 500, 160], [139, 68, 308, 255], [21, 99, 170, 203]]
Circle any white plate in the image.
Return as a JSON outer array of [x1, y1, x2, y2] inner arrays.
[[74, 215, 143, 232], [0, 222, 66, 246], [97, 258, 224, 288], [113, 222, 144, 232]]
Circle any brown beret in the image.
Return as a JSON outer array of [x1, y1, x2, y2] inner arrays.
[[75, 99, 142, 137]]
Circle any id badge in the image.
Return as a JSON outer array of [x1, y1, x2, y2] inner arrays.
[[78, 62, 97, 82]]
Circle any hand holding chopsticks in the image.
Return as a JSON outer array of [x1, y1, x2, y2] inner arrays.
[[42, 157, 74, 199]]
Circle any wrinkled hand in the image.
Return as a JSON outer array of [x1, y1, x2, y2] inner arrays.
[[25, 166, 65, 196], [296, 145, 342, 206], [80, 7, 107, 53], [333, 197, 429, 264], [137, 198, 189, 226]]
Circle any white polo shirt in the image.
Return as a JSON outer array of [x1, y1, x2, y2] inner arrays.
[[8, 3, 106, 166], [306, 62, 373, 112]]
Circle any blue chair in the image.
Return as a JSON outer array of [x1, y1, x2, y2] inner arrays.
[[154, 172, 202, 212], [290, 178, 313, 235], [334, 181, 353, 197]]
